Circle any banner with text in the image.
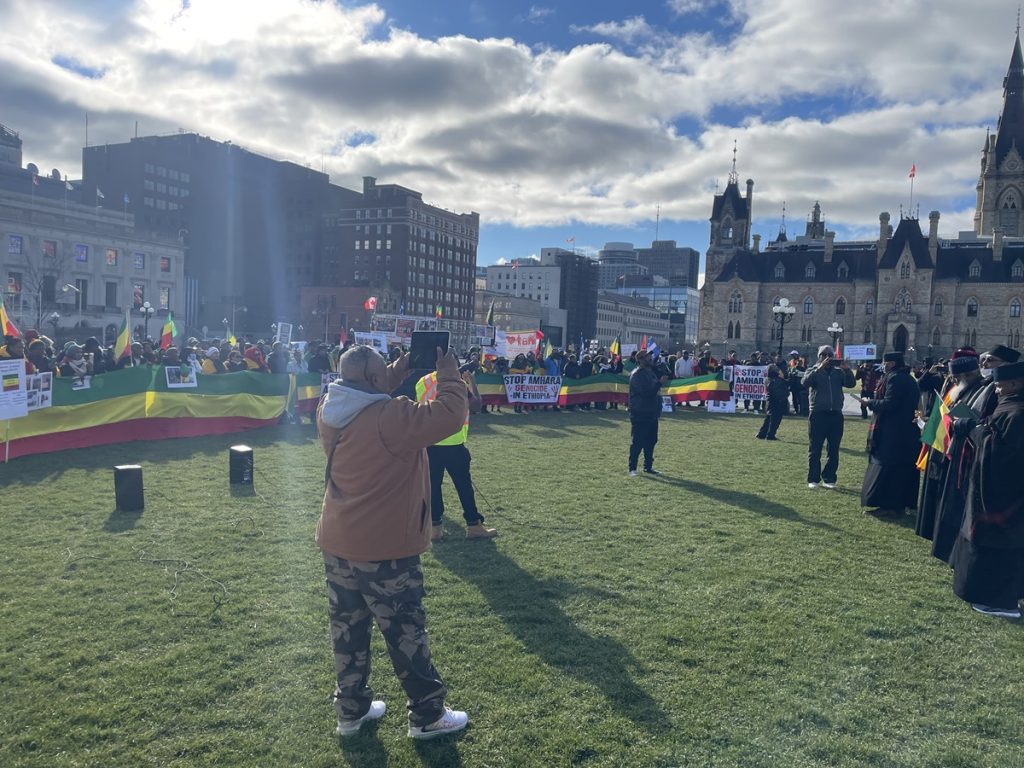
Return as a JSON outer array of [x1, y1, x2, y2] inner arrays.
[[503, 374, 562, 403], [503, 331, 541, 360], [731, 365, 768, 400]]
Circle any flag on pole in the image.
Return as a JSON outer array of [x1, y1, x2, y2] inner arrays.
[[123, 192, 130, 204], [609, 335, 621, 357], [511, 260, 518, 271], [485, 301, 495, 326], [435, 304, 443, 318], [159, 312, 178, 350], [834, 339, 842, 359], [96, 188, 105, 199], [648, 341, 661, 359], [534, 329, 545, 356], [565, 236, 575, 245], [544, 339, 553, 359], [363, 296, 378, 311], [227, 330, 237, 346], [639, 335, 648, 351], [65, 180, 73, 191], [113, 309, 132, 362], [908, 164, 916, 179], [32, 174, 39, 187], [0, 293, 20, 338]]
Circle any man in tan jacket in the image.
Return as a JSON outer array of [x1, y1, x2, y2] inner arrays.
[[317, 344, 470, 739]]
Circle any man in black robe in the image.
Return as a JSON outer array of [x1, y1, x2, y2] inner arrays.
[[950, 361, 1024, 619], [857, 352, 920, 517]]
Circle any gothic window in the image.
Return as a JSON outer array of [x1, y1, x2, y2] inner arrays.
[[1013, 260, 1024, 279], [863, 326, 872, 343], [895, 290, 912, 313], [972, 329, 978, 347], [774, 262, 785, 279], [1016, 330, 1021, 348], [1012, 298, 1022, 318], [934, 299, 943, 316], [803, 297, 813, 314], [1000, 191, 1020, 232], [969, 260, 982, 278], [735, 322, 741, 339], [967, 298, 979, 317], [932, 327, 941, 347], [728, 291, 743, 313], [722, 218, 734, 242], [865, 300, 874, 315], [900, 261, 911, 279], [837, 261, 849, 279], [727, 321, 734, 339], [835, 297, 846, 316], [805, 262, 816, 279]]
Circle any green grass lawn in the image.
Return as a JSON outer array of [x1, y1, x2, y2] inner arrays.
[[2, 408, 1023, 768]]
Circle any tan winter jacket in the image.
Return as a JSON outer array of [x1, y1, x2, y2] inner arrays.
[[316, 362, 467, 561]]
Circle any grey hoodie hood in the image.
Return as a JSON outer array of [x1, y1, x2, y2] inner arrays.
[[320, 380, 391, 430]]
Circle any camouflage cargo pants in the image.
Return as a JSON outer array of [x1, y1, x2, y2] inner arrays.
[[323, 553, 447, 727]]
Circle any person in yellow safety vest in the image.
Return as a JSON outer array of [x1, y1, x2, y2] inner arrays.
[[416, 366, 498, 541]]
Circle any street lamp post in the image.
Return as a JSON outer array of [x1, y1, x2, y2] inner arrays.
[[48, 311, 60, 346], [772, 298, 796, 356], [827, 321, 843, 356], [139, 301, 155, 341]]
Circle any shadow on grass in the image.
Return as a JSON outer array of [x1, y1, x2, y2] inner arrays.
[[413, 737, 464, 767], [647, 475, 841, 533], [432, 544, 671, 735], [338, 726, 389, 768], [103, 506, 143, 533]]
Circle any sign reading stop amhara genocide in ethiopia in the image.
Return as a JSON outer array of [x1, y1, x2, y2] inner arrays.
[[730, 365, 768, 400], [502, 374, 562, 403]]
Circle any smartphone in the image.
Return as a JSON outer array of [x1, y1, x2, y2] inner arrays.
[[409, 331, 450, 371]]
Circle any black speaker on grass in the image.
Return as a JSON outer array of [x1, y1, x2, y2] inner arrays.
[[229, 445, 254, 485], [113, 465, 144, 512]]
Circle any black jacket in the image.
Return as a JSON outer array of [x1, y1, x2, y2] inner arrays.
[[864, 368, 920, 463], [629, 366, 662, 419]]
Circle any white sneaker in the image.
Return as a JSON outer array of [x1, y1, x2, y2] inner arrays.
[[336, 700, 386, 736], [807, 482, 819, 489], [628, 470, 639, 477], [971, 603, 1022, 619], [408, 707, 469, 740], [822, 482, 836, 489]]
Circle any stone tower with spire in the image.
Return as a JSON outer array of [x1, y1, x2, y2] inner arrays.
[[975, 31, 1024, 237]]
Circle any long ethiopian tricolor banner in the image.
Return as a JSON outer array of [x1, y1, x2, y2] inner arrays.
[[475, 372, 730, 406]]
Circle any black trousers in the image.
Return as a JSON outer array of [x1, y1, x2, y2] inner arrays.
[[629, 416, 659, 471], [427, 444, 483, 526], [807, 411, 844, 484], [757, 407, 784, 439]]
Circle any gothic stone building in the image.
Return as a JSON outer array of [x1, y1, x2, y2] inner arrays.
[[698, 34, 1024, 361]]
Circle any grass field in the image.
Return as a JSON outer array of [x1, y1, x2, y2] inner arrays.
[[2, 407, 1023, 768]]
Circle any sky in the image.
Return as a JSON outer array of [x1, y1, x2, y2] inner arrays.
[[0, 0, 1020, 281]]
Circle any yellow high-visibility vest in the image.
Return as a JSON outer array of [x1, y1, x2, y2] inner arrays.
[[415, 372, 469, 446]]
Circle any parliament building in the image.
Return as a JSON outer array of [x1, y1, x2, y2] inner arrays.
[[698, 34, 1024, 361]]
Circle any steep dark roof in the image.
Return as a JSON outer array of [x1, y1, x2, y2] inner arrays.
[[995, 33, 1024, 166], [710, 181, 749, 221], [934, 242, 1024, 282], [879, 217, 933, 269], [714, 244, 877, 284]]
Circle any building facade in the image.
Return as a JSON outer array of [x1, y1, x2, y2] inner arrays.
[[595, 242, 647, 289], [595, 291, 670, 349], [698, 34, 1024, 361], [636, 240, 700, 287], [474, 289, 543, 333]]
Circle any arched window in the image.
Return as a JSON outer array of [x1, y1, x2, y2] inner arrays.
[[1001, 191, 1020, 232], [969, 260, 982, 278], [734, 322, 741, 339], [727, 321, 734, 339], [895, 289, 912, 313], [967, 298, 979, 317], [900, 261, 911, 279], [721, 218, 734, 242], [774, 262, 785, 279], [728, 291, 743, 313], [1016, 330, 1021, 348], [1012, 260, 1024, 279], [804, 297, 813, 314], [835, 297, 846, 316], [837, 261, 849, 279], [865, 300, 874, 315], [1011, 298, 1021, 318], [932, 327, 941, 346], [934, 299, 943, 316], [863, 326, 872, 343], [805, 262, 816, 279], [972, 329, 978, 347]]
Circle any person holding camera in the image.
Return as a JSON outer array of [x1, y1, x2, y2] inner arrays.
[[317, 344, 471, 739], [802, 345, 856, 488], [628, 349, 668, 476]]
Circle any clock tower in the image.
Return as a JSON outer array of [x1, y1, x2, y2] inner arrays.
[[975, 32, 1024, 237]]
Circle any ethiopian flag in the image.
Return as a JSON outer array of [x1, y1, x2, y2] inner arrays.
[[435, 304, 443, 319], [160, 312, 177, 350], [2, 372, 20, 392], [0, 293, 19, 338], [113, 309, 132, 362], [609, 335, 621, 357]]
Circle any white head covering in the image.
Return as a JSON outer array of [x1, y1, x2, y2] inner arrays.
[[206, 346, 220, 357]]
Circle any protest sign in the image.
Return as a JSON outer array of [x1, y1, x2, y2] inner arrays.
[[621, 343, 637, 357], [354, 332, 389, 355], [166, 365, 198, 388], [502, 374, 561, 403], [661, 396, 674, 413], [25, 372, 53, 412], [0, 359, 28, 419], [731, 365, 767, 400], [843, 344, 878, 361], [707, 397, 737, 413], [321, 372, 341, 396], [274, 322, 293, 344], [504, 331, 539, 359]]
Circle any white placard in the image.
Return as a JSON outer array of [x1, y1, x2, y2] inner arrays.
[[843, 344, 877, 361], [275, 322, 293, 344], [321, 372, 342, 396], [25, 372, 53, 412], [354, 332, 389, 355], [707, 397, 737, 413], [0, 359, 28, 419], [502, 374, 561, 403], [731, 365, 767, 400], [661, 395, 674, 413], [165, 365, 198, 388]]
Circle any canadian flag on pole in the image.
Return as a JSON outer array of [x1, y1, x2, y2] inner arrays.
[[908, 164, 916, 179], [363, 296, 377, 311]]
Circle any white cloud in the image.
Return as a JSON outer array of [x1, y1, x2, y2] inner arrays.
[[527, 5, 554, 24], [0, 0, 1016, 240]]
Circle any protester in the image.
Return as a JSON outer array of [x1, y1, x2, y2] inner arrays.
[[755, 364, 790, 441], [674, 350, 696, 379], [58, 343, 94, 379], [317, 344, 470, 739], [857, 352, 921, 517], [267, 341, 290, 374], [971, 344, 1021, 421], [416, 365, 498, 541], [226, 350, 247, 372], [949, 360, 1024, 619], [201, 347, 226, 374], [162, 347, 181, 366], [802, 345, 856, 489], [244, 344, 269, 372], [787, 352, 808, 416], [0, 335, 35, 374], [25, 339, 53, 373], [627, 349, 667, 476], [307, 344, 333, 374], [855, 361, 883, 419]]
